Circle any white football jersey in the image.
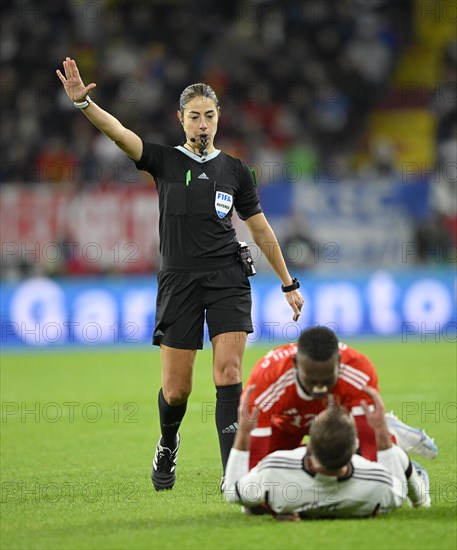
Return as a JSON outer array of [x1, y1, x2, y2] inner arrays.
[[225, 446, 408, 518]]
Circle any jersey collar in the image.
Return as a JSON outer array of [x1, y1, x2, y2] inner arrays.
[[175, 145, 221, 163], [304, 452, 354, 481]]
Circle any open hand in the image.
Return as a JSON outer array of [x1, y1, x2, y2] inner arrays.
[[360, 386, 386, 430], [56, 57, 96, 102], [285, 289, 304, 322]]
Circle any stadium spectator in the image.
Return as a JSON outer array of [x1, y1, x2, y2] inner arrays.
[[431, 39, 457, 246], [224, 384, 431, 518], [35, 137, 79, 184], [1, 0, 415, 188], [432, 39, 457, 145], [243, 326, 437, 469], [56, 57, 303, 491]]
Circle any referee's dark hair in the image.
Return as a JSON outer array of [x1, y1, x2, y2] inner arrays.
[[179, 83, 220, 113], [310, 406, 356, 470], [297, 326, 339, 361]]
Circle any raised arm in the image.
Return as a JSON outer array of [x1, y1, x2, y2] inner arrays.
[[361, 386, 430, 508], [360, 386, 392, 451], [56, 57, 143, 161]]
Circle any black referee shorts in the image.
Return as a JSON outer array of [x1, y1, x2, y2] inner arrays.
[[153, 261, 253, 349]]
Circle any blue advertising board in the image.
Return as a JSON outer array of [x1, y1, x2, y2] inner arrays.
[[1, 269, 455, 347]]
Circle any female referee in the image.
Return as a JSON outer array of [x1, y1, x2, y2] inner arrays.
[[57, 57, 304, 491]]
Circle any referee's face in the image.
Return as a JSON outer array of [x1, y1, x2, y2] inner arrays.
[[178, 96, 219, 151], [295, 351, 340, 399]]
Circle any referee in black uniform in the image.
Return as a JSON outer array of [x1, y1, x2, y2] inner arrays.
[[57, 57, 304, 491]]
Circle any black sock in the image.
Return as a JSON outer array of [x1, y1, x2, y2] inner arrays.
[[215, 383, 242, 474], [158, 388, 187, 449]]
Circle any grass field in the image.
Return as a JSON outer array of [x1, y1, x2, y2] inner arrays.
[[1, 341, 456, 549]]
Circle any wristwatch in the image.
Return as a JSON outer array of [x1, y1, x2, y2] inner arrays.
[[73, 95, 91, 109], [281, 278, 300, 293]]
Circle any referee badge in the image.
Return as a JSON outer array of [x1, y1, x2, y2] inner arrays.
[[215, 191, 233, 218]]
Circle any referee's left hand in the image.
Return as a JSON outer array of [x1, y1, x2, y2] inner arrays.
[[285, 289, 304, 321]]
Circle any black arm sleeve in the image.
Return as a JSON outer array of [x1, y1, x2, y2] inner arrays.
[[134, 141, 166, 178], [235, 160, 263, 221]]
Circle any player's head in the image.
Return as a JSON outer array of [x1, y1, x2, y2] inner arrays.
[[309, 406, 357, 471], [294, 326, 340, 399], [177, 83, 220, 148]]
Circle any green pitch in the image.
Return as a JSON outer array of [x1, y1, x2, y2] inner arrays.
[[1, 341, 456, 549]]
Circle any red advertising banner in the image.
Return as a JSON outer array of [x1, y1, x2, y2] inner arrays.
[[1, 184, 160, 276]]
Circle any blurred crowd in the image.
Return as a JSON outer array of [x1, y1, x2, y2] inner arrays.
[[429, 38, 457, 250], [1, 0, 455, 278], [1, 0, 417, 186]]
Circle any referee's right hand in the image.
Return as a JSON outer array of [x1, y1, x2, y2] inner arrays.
[[56, 57, 97, 102]]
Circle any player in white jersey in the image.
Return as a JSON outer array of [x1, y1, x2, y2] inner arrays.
[[224, 386, 430, 519]]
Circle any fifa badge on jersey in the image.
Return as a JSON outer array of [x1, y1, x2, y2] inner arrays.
[[215, 191, 233, 218]]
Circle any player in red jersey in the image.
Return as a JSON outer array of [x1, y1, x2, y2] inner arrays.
[[244, 326, 437, 469]]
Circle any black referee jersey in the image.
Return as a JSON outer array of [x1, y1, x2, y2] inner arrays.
[[135, 143, 262, 266]]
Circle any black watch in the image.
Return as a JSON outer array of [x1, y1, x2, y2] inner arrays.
[[281, 278, 300, 293]]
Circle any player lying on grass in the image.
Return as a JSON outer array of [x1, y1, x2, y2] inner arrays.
[[243, 326, 437, 470], [224, 385, 431, 519]]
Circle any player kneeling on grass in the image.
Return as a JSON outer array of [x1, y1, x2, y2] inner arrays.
[[242, 326, 437, 472], [224, 386, 431, 519]]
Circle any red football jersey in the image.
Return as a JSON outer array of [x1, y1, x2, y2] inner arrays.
[[244, 342, 379, 468]]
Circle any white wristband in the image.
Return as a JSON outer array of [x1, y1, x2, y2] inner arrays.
[[73, 95, 91, 109]]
